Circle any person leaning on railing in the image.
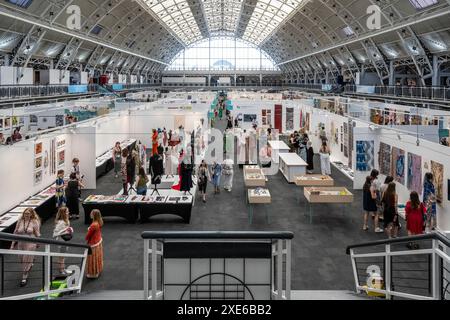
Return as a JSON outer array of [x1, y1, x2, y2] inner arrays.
[[9, 208, 41, 287]]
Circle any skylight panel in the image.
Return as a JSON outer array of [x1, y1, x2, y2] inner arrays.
[[142, 0, 201, 45], [409, 0, 438, 9], [202, 0, 244, 34], [243, 0, 304, 46]]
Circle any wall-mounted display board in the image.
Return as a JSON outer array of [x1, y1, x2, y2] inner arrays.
[[407, 153, 422, 194], [378, 142, 391, 176], [392, 147, 406, 185], [431, 161, 444, 204]]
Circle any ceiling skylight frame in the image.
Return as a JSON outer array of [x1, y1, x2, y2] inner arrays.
[[242, 0, 306, 46], [141, 0, 203, 46], [202, 0, 244, 35]]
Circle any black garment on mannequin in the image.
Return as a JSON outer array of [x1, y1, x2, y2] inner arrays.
[[149, 154, 164, 185], [180, 162, 193, 192]]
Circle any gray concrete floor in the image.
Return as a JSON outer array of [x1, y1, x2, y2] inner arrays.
[[38, 118, 402, 293]]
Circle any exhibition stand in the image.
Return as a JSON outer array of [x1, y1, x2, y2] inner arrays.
[[268, 140, 290, 164], [303, 187, 354, 223], [247, 188, 271, 224], [278, 153, 307, 183], [295, 175, 334, 204]]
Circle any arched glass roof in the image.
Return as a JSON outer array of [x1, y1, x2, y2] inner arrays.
[[167, 37, 279, 71]]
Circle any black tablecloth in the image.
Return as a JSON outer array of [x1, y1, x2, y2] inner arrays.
[[83, 202, 138, 224], [82, 201, 192, 224]]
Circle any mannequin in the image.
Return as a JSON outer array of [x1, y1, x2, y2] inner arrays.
[[164, 147, 175, 177], [162, 128, 168, 147], [151, 129, 159, 156], [149, 146, 164, 195]]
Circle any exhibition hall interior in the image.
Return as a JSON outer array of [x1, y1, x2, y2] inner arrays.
[[1, 0, 450, 302]]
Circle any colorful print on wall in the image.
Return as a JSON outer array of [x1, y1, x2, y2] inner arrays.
[[286, 108, 294, 131], [56, 136, 66, 149], [355, 141, 374, 171], [343, 122, 348, 158], [305, 113, 310, 132], [35, 156, 43, 170], [34, 170, 43, 185], [391, 147, 405, 185], [407, 153, 422, 194], [58, 150, 65, 167], [35, 142, 43, 155], [50, 138, 56, 175], [378, 142, 391, 176], [431, 161, 444, 204]]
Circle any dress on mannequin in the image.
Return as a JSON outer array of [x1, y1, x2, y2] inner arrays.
[[149, 153, 164, 185], [180, 161, 194, 192], [164, 148, 176, 176], [163, 129, 168, 147], [152, 130, 158, 155]]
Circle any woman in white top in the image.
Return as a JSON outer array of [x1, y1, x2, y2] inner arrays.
[[319, 141, 331, 175], [53, 207, 73, 276]]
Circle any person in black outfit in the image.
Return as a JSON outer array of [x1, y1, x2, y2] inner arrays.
[[306, 141, 314, 173], [180, 160, 194, 194], [149, 147, 164, 193], [127, 152, 136, 187], [66, 173, 84, 219]]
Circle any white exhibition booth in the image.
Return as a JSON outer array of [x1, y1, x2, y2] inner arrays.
[[0, 99, 208, 216]]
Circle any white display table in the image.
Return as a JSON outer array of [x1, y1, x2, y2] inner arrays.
[[268, 140, 290, 163], [278, 153, 307, 183]]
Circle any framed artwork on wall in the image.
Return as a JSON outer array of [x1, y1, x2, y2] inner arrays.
[[355, 140, 374, 172], [378, 142, 391, 176], [58, 150, 65, 167], [35, 156, 43, 170], [407, 153, 422, 194], [34, 170, 43, 185], [35, 142, 43, 156]]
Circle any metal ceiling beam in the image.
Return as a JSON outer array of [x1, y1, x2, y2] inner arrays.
[[0, 4, 168, 66], [277, 6, 450, 66]]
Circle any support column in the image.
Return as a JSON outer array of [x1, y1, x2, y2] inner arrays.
[[432, 55, 440, 87], [389, 61, 395, 86]]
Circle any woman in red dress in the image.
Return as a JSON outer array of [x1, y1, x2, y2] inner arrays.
[[405, 191, 426, 249]]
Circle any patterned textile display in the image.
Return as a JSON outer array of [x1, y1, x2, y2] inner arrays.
[[391, 147, 405, 185], [356, 141, 374, 171], [378, 142, 391, 176], [407, 153, 422, 194], [431, 161, 444, 204]]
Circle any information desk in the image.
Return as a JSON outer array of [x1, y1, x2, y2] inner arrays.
[[303, 187, 354, 223], [268, 140, 290, 163], [278, 153, 307, 183], [247, 188, 271, 224]]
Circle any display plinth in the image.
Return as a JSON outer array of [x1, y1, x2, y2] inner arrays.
[[278, 153, 307, 183], [244, 170, 266, 187], [248, 189, 271, 204], [268, 140, 290, 163], [243, 165, 261, 174], [304, 187, 353, 203], [295, 175, 334, 187]]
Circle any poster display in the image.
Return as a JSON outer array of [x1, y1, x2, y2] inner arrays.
[[355, 140, 374, 172], [378, 142, 391, 176], [286, 107, 294, 131], [407, 153, 422, 194], [391, 147, 405, 185], [58, 150, 65, 167], [50, 138, 56, 175], [431, 161, 443, 204], [343, 122, 348, 157], [348, 120, 354, 168], [262, 109, 272, 126], [34, 170, 43, 185]]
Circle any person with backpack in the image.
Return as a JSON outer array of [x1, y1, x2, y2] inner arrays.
[[382, 182, 399, 239], [405, 191, 426, 249]]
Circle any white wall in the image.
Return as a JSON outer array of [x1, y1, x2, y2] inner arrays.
[[71, 126, 96, 189], [0, 66, 14, 85], [95, 113, 130, 157]]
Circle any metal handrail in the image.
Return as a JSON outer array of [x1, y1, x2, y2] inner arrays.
[[346, 232, 450, 255], [141, 231, 294, 240], [0, 232, 90, 251]]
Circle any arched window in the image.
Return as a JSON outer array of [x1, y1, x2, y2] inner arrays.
[[167, 37, 279, 71]]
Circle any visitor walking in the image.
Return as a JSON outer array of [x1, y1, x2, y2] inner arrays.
[[10, 208, 41, 287], [121, 148, 129, 195], [306, 141, 314, 174], [85, 209, 104, 279], [53, 207, 74, 275], [405, 191, 426, 249], [382, 182, 399, 239], [66, 173, 84, 220], [319, 141, 331, 175], [112, 142, 122, 178], [197, 160, 210, 203], [362, 176, 383, 232], [211, 161, 222, 194], [423, 172, 437, 231], [370, 169, 383, 232], [222, 158, 234, 192]]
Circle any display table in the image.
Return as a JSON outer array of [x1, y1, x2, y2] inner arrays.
[[247, 188, 271, 224], [295, 175, 334, 204], [138, 190, 193, 223], [268, 140, 290, 163], [243, 165, 261, 174], [303, 187, 354, 223], [278, 153, 307, 183]]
